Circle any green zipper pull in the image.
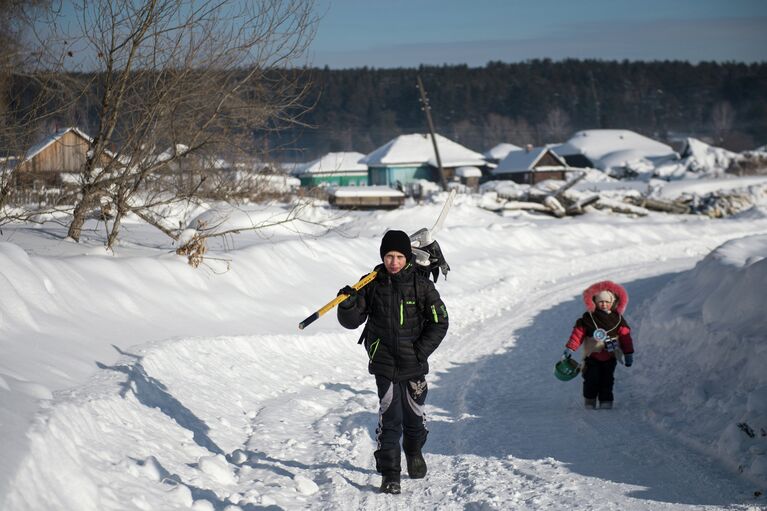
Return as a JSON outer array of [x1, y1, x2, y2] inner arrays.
[[368, 338, 380, 360]]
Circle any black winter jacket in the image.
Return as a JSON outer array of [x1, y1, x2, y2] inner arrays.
[[338, 260, 449, 381]]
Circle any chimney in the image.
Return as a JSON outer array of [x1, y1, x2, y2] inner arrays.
[[525, 144, 533, 153]]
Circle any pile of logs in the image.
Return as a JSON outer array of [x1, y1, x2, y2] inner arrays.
[[686, 185, 767, 218], [481, 173, 595, 217], [481, 173, 765, 219], [482, 173, 671, 218]]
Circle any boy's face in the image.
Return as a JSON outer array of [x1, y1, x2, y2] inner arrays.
[[596, 299, 614, 312], [383, 251, 407, 274]]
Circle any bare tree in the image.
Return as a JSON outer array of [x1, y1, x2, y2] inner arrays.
[[539, 107, 571, 143], [481, 113, 534, 147], [36, 0, 317, 247], [0, 0, 76, 221], [711, 101, 735, 143]]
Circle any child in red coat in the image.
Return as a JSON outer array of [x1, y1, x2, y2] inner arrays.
[[562, 281, 634, 409]]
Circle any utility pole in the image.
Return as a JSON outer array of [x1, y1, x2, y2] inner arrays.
[[417, 75, 448, 190]]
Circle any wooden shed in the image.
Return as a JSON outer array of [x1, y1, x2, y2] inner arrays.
[[329, 186, 405, 209], [455, 166, 482, 190], [14, 127, 115, 186]]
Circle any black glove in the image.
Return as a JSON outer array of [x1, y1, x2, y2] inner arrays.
[[337, 285, 358, 308]]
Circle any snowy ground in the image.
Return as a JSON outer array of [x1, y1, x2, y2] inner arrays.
[[1, 192, 766, 510]]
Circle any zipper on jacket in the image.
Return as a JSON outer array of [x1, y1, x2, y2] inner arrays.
[[399, 300, 404, 326], [391, 278, 400, 364]]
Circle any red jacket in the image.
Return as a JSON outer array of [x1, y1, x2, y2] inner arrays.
[[566, 315, 634, 362]]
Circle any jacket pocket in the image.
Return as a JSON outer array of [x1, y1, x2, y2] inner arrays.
[[400, 299, 418, 327]]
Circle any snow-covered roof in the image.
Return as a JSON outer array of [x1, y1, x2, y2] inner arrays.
[[23, 127, 95, 161], [558, 130, 677, 162], [362, 133, 485, 168], [295, 152, 367, 176], [21, 126, 133, 166], [554, 130, 679, 175], [492, 147, 567, 174], [455, 166, 482, 178], [331, 185, 404, 197], [484, 143, 522, 161], [156, 144, 191, 163]]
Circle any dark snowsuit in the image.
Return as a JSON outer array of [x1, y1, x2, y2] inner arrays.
[[338, 260, 448, 477]]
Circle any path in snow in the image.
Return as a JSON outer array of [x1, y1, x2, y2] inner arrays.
[[4, 222, 766, 510]]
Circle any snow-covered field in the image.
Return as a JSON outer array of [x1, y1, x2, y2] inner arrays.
[[1, 190, 766, 510]]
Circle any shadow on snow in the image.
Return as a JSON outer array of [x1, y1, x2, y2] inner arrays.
[[427, 271, 754, 507], [96, 345, 224, 455]]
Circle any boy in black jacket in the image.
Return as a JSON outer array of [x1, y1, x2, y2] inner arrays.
[[338, 230, 449, 494]]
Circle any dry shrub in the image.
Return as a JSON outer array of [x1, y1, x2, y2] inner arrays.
[[176, 235, 207, 267]]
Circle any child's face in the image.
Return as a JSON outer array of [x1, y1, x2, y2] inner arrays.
[[596, 299, 614, 312], [383, 251, 407, 274]]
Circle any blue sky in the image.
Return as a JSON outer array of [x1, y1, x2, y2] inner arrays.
[[309, 0, 767, 68]]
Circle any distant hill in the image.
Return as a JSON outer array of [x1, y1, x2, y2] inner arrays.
[[272, 60, 767, 161], [9, 60, 767, 163]]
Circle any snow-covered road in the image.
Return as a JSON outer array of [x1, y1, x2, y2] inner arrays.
[[2, 201, 766, 510]]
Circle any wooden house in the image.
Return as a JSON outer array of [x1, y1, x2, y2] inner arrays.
[[14, 127, 115, 187], [491, 146, 569, 184], [363, 134, 486, 189]]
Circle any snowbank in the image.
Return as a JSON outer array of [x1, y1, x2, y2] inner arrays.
[[3, 195, 767, 508], [654, 138, 740, 179], [634, 234, 767, 485]]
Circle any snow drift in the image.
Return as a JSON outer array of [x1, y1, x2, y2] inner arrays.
[[634, 234, 767, 485]]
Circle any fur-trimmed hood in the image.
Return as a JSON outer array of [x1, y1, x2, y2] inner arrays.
[[582, 280, 629, 314]]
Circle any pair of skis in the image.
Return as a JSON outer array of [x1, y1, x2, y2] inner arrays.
[[298, 189, 456, 330]]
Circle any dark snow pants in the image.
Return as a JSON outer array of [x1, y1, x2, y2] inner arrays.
[[582, 357, 617, 402], [373, 375, 429, 476]]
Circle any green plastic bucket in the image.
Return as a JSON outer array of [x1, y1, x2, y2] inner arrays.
[[554, 358, 581, 381]]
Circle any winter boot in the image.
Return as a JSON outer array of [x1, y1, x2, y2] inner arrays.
[[584, 398, 597, 409], [380, 473, 401, 494], [406, 452, 427, 479], [600, 401, 613, 410]]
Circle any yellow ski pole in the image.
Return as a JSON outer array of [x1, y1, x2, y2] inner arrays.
[[298, 270, 378, 330]]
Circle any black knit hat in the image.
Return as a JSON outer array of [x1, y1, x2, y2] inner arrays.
[[380, 230, 412, 261]]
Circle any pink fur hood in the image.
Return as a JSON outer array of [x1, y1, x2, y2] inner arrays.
[[582, 280, 629, 314]]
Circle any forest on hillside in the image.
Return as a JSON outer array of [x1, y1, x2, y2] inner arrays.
[[271, 60, 767, 161], [6, 60, 767, 163]]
